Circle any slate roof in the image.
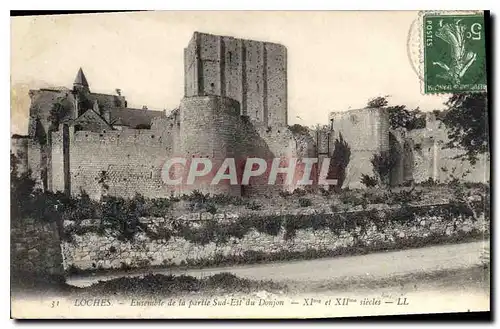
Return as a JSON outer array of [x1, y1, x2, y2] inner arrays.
[[108, 107, 164, 128], [74, 68, 89, 87], [68, 109, 113, 131]]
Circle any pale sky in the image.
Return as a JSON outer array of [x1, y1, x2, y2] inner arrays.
[[10, 11, 448, 134]]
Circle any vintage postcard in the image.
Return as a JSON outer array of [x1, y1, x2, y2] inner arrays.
[[10, 11, 490, 319]]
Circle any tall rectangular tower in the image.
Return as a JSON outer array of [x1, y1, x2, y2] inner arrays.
[[184, 32, 288, 127]]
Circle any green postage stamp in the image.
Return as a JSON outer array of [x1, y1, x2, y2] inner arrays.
[[423, 13, 487, 94]]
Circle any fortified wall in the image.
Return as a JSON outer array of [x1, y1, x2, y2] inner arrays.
[[51, 126, 175, 199], [329, 108, 390, 189], [12, 31, 489, 199], [330, 108, 490, 188], [47, 94, 309, 199], [12, 31, 308, 199], [406, 114, 490, 184], [11, 135, 44, 189]]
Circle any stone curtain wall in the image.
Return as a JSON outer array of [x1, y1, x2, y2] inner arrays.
[[407, 118, 490, 184], [51, 128, 175, 199], [11, 218, 64, 276], [46, 95, 301, 200], [61, 206, 488, 271], [330, 108, 390, 189]]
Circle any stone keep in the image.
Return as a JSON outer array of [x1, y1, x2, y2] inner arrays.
[[184, 32, 288, 128]]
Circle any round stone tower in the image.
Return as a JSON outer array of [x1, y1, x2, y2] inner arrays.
[[178, 95, 242, 196]]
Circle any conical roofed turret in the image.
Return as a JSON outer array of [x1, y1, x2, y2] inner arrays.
[[74, 68, 89, 88]]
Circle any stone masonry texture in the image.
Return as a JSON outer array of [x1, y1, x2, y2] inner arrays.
[[14, 31, 489, 199], [11, 218, 65, 276], [61, 206, 488, 271], [184, 32, 288, 127]]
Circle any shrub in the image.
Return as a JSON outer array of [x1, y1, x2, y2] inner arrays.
[[386, 204, 415, 223], [338, 190, 366, 207], [298, 198, 312, 207], [218, 220, 249, 241], [180, 219, 219, 245], [330, 133, 351, 191], [246, 200, 262, 210], [85, 272, 284, 296], [183, 191, 251, 212], [210, 194, 244, 206], [11, 152, 37, 220], [100, 196, 145, 241], [367, 96, 389, 108], [292, 188, 307, 197], [146, 198, 172, 217], [360, 174, 378, 188], [330, 204, 340, 212], [185, 190, 209, 212], [205, 203, 217, 214], [362, 189, 388, 204], [283, 215, 301, 240], [279, 190, 292, 198], [371, 151, 397, 185], [288, 124, 311, 136], [120, 262, 132, 270], [387, 189, 423, 205], [319, 187, 331, 197], [253, 216, 282, 236], [144, 226, 173, 242], [183, 190, 208, 203]]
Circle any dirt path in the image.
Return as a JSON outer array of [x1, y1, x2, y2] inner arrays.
[[67, 240, 489, 288]]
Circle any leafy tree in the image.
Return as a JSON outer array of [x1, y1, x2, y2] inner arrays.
[[440, 92, 489, 165], [329, 133, 351, 192], [360, 174, 378, 188], [367, 96, 389, 108], [387, 105, 426, 130], [288, 124, 311, 136], [371, 150, 397, 186], [366, 96, 426, 130]]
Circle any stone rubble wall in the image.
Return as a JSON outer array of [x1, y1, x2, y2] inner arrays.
[[11, 218, 64, 276], [61, 207, 488, 271]]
